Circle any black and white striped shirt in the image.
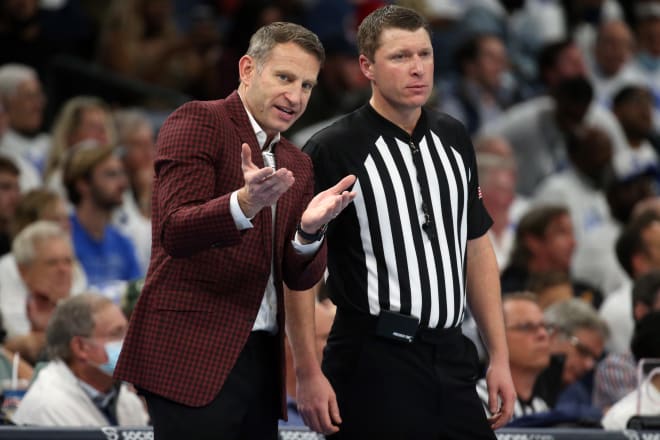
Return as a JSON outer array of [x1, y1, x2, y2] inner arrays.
[[304, 105, 491, 329]]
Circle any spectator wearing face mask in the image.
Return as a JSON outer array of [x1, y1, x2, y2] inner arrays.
[[12, 293, 148, 427]]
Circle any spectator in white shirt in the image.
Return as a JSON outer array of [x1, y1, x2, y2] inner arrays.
[[601, 311, 660, 429], [0, 63, 48, 192]]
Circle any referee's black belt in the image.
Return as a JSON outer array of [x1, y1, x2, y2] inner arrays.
[[334, 307, 461, 344]]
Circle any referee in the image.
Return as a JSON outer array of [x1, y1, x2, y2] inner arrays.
[[287, 5, 515, 439]]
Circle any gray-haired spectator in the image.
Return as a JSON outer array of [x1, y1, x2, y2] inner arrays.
[[0, 190, 87, 340], [0, 63, 47, 192], [12, 293, 148, 427], [535, 299, 608, 411], [4, 221, 74, 364]]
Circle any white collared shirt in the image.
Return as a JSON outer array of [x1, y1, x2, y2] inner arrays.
[[229, 102, 321, 333]]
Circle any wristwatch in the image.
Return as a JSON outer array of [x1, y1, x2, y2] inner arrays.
[[296, 223, 327, 242]]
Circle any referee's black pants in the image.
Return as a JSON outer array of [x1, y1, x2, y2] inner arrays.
[[322, 308, 496, 440]]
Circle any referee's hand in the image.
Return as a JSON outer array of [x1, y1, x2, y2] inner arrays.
[[485, 361, 516, 430], [296, 370, 342, 435]]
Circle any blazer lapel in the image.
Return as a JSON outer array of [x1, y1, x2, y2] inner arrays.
[[225, 91, 273, 257], [226, 92, 263, 165]]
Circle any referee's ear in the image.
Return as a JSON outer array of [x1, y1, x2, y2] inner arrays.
[[359, 54, 375, 81]]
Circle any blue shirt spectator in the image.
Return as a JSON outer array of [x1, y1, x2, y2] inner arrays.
[[70, 212, 141, 290]]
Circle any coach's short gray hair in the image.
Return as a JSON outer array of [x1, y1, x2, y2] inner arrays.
[[12, 220, 72, 267], [46, 293, 114, 362], [246, 22, 324, 70]]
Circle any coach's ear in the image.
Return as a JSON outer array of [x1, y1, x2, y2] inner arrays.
[[359, 54, 375, 81], [239, 55, 256, 87]]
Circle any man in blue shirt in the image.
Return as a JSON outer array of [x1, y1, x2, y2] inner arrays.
[[63, 144, 142, 291]]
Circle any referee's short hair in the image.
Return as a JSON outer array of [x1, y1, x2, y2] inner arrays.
[[357, 5, 431, 62]]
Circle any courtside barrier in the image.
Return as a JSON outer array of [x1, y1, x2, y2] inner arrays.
[[0, 427, 659, 439]]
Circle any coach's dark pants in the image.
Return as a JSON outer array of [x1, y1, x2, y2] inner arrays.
[[322, 308, 496, 440], [141, 331, 280, 440]]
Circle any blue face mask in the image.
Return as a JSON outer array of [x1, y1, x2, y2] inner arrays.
[[99, 340, 123, 375]]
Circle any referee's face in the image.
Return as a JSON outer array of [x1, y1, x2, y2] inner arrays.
[[360, 27, 433, 115]]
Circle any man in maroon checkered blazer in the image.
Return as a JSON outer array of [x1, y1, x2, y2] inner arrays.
[[114, 22, 356, 439]]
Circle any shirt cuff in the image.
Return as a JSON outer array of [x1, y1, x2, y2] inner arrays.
[[292, 233, 323, 255], [230, 190, 254, 230]]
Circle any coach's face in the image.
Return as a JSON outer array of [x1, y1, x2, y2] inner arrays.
[[239, 42, 320, 137]]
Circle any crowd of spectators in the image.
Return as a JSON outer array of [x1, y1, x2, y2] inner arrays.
[[0, 0, 659, 433]]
